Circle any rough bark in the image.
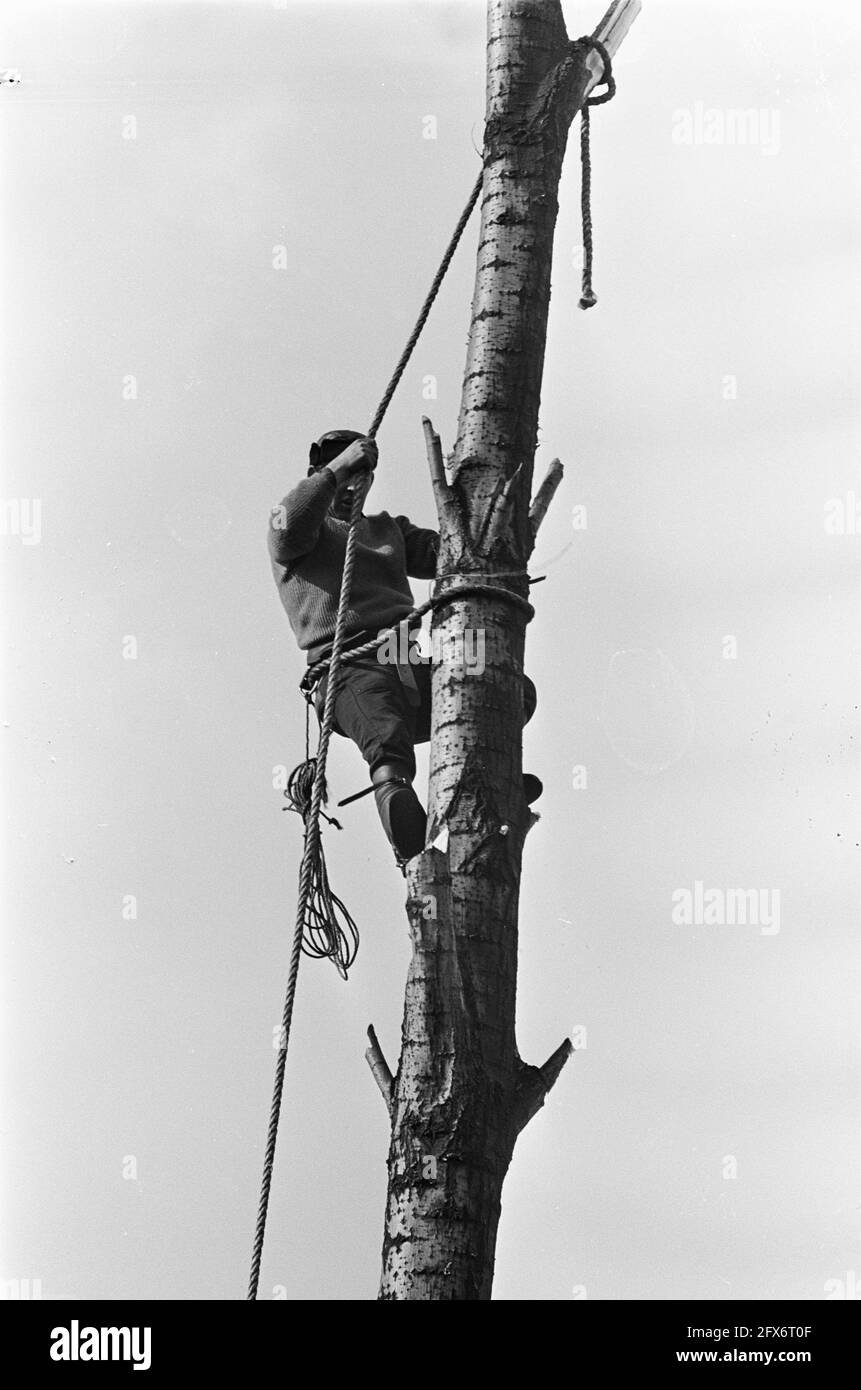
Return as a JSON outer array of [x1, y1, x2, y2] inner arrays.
[[376, 0, 635, 1301]]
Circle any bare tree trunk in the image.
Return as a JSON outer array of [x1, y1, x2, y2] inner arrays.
[[375, 0, 637, 1301]]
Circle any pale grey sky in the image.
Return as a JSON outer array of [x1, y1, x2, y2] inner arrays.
[[1, 0, 859, 1301]]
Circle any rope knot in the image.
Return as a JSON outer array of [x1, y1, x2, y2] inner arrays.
[[573, 35, 615, 106]]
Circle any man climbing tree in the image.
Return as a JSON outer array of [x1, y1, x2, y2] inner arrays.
[[267, 430, 540, 868], [248, 0, 640, 1304]]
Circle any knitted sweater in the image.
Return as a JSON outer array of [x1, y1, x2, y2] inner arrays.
[[268, 468, 439, 660]]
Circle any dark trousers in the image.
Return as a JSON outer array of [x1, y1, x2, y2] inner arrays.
[[315, 656, 537, 781]]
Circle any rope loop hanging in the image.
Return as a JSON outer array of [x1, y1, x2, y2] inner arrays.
[[571, 35, 616, 310]]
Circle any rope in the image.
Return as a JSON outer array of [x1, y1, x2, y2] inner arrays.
[[248, 473, 369, 1300], [573, 36, 615, 310], [367, 171, 484, 442], [301, 578, 535, 695], [281, 764, 358, 972], [300, 572, 536, 692]]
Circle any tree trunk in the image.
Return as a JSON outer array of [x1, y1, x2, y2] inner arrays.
[[376, 0, 635, 1301]]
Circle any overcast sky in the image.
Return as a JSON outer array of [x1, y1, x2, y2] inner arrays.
[[1, 0, 859, 1301]]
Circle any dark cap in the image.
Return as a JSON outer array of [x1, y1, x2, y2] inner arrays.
[[308, 429, 366, 473]]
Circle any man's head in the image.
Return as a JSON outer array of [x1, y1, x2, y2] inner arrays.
[[308, 429, 377, 521], [308, 429, 366, 475]]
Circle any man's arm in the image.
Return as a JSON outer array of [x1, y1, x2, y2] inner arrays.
[[394, 515, 440, 580], [268, 470, 337, 566]]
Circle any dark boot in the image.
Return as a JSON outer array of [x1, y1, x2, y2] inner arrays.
[[522, 679, 541, 804], [371, 761, 427, 864], [523, 773, 543, 805]]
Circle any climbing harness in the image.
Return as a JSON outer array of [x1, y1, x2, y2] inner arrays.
[[247, 33, 617, 1301]]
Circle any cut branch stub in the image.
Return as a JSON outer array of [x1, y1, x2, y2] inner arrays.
[[365, 1024, 395, 1117], [422, 416, 468, 553], [513, 1038, 574, 1134], [481, 460, 531, 554], [529, 457, 564, 541]]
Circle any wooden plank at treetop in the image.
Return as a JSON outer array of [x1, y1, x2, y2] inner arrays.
[[585, 0, 642, 95]]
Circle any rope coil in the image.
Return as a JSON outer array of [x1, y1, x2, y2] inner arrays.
[[281, 761, 359, 975]]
